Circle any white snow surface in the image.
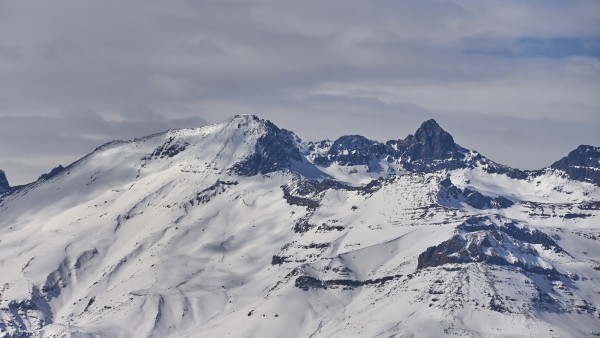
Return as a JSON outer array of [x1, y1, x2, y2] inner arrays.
[[0, 115, 599, 338]]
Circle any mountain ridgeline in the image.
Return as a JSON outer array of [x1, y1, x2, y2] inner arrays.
[[2, 115, 598, 191], [0, 114, 599, 338], [218, 116, 598, 184]]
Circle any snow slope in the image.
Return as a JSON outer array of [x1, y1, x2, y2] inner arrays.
[[0, 115, 599, 338]]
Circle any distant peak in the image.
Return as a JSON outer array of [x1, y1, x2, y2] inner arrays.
[[414, 119, 451, 139], [395, 119, 462, 166], [412, 118, 455, 146], [552, 144, 600, 167], [420, 119, 441, 129], [550, 144, 600, 185]]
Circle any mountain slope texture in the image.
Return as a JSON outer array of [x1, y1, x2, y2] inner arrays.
[[0, 115, 599, 338]]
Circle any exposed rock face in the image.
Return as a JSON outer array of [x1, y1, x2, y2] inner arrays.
[[231, 117, 302, 176], [313, 135, 387, 166], [307, 119, 472, 171], [299, 119, 529, 180], [150, 137, 189, 159], [550, 145, 600, 185], [390, 119, 471, 172], [401, 119, 462, 161], [438, 177, 514, 209], [417, 216, 563, 274], [295, 274, 403, 291], [0, 170, 9, 193], [463, 189, 513, 209], [38, 165, 66, 181]]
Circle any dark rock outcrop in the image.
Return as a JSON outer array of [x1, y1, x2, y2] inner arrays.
[[232, 117, 302, 176], [313, 135, 387, 167], [463, 188, 514, 209], [457, 216, 564, 253], [550, 145, 600, 185], [281, 185, 319, 210], [438, 177, 514, 210], [38, 165, 66, 181], [400, 119, 462, 161], [295, 274, 403, 291], [0, 170, 9, 193], [305, 119, 526, 179], [150, 136, 189, 159], [389, 119, 470, 172], [418, 216, 563, 274]]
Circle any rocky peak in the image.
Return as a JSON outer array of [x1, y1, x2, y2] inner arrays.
[[230, 116, 302, 176], [551, 145, 600, 169], [0, 169, 10, 193], [550, 145, 600, 185], [401, 119, 461, 161]]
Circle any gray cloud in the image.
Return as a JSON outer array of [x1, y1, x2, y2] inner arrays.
[[0, 0, 599, 184]]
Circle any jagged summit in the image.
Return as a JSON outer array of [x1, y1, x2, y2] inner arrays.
[[5, 115, 599, 195], [0, 169, 9, 193], [306, 119, 466, 172], [550, 145, 600, 185], [399, 118, 462, 162], [415, 119, 447, 140], [229, 116, 302, 176]]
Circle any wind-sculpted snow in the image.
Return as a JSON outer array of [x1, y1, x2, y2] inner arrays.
[[0, 115, 599, 337]]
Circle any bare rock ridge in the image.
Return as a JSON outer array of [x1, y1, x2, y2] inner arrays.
[[551, 145, 600, 185], [395, 118, 463, 162], [417, 215, 563, 274], [312, 135, 386, 166], [230, 115, 302, 176], [2, 115, 598, 189], [38, 165, 66, 181], [242, 115, 596, 185]]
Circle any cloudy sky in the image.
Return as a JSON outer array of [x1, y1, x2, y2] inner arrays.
[[1, 0, 599, 185]]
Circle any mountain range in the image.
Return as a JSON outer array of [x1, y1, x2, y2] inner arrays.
[[0, 115, 599, 337]]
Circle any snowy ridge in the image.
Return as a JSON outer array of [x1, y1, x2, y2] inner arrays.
[[0, 115, 599, 337]]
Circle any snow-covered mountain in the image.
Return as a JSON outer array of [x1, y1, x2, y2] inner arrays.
[[0, 115, 599, 338]]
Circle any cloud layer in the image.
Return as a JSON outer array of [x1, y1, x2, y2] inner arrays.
[[1, 0, 599, 184]]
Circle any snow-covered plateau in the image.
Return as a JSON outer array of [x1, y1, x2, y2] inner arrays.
[[0, 115, 599, 337]]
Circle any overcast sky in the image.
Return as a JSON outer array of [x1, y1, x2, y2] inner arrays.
[[1, 0, 599, 185]]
